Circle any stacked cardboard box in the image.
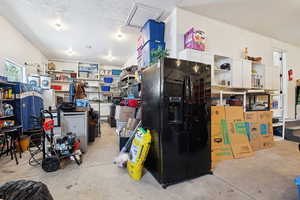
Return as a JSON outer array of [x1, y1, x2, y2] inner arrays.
[[211, 106, 274, 168], [245, 111, 274, 150], [225, 107, 254, 159], [211, 106, 234, 167]]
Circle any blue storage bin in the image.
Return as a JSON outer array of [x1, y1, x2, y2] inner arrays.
[[101, 86, 110, 91], [295, 176, 300, 199], [112, 69, 122, 75], [76, 99, 90, 107], [141, 19, 165, 43], [104, 77, 113, 83], [142, 40, 165, 67]]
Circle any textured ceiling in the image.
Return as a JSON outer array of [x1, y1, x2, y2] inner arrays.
[[179, 0, 300, 47], [0, 0, 299, 66], [0, 0, 181, 65]]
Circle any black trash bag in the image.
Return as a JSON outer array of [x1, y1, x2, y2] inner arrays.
[[0, 180, 54, 200]]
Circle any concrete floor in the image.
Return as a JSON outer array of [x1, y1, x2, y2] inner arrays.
[[0, 123, 300, 200]]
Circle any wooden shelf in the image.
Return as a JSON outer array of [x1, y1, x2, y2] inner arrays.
[[86, 86, 99, 88], [99, 75, 120, 77], [86, 91, 100, 93], [52, 80, 72, 83], [55, 90, 69, 93], [214, 68, 230, 72], [212, 84, 230, 88], [47, 70, 75, 74], [77, 78, 99, 81]]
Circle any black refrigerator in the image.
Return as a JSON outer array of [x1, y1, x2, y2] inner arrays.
[[142, 57, 212, 188]]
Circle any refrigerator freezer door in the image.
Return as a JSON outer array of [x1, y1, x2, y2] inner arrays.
[[163, 58, 211, 182], [163, 75, 188, 184], [185, 71, 211, 179]]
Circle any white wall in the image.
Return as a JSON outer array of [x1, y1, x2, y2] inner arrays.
[[48, 60, 79, 72], [166, 8, 300, 119], [164, 9, 177, 58], [0, 16, 47, 75], [124, 52, 138, 68]]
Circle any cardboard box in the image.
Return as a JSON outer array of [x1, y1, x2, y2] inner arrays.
[[244, 112, 258, 122], [211, 106, 225, 124], [257, 111, 273, 123], [244, 111, 274, 150], [212, 146, 234, 161], [211, 121, 231, 149], [115, 106, 136, 122], [126, 118, 140, 130], [228, 122, 253, 159], [261, 134, 274, 149], [211, 119, 234, 163], [259, 122, 274, 149], [245, 122, 262, 151], [225, 106, 244, 123]]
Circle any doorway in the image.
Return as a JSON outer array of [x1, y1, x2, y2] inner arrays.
[[273, 50, 288, 119]]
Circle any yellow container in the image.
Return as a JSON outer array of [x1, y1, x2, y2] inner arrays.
[[127, 128, 151, 181], [17, 136, 30, 152]]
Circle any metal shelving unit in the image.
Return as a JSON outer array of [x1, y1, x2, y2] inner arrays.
[[271, 93, 286, 141]]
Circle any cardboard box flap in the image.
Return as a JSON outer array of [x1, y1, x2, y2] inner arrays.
[[245, 122, 263, 151], [225, 106, 244, 122], [211, 106, 225, 124], [244, 112, 258, 122], [228, 121, 254, 159], [257, 111, 273, 122]]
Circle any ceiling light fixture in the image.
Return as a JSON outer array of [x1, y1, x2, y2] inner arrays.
[[104, 51, 115, 61], [66, 47, 75, 56], [53, 19, 64, 31], [176, 59, 181, 67], [116, 31, 124, 40], [193, 64, 200, 73]]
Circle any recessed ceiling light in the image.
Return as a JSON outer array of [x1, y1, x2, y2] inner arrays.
[[66, 48, 75, 56], [104, 51, 115, 61], [53, 19, 65, 31], [193, 64, 200, 73], [116, 31, 124, 40], [176, 59, 181, 67]]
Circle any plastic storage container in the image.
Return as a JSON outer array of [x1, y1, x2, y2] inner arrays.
[[104, 77, 113, 83], [141, 19, 165, 44], [142, 40, 165, 67], [184, 28, 206, 51], [40, 75, 51, 89], [112, 69, 122, 76], [295, 176, 300, 199], [51, 85, 62, 91], [128, 99, 138, 108], [28, 76, 40, 87], [101, 86, 110, 92]]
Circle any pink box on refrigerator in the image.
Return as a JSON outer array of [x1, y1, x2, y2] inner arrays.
[[184, 28, 206, 51]]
